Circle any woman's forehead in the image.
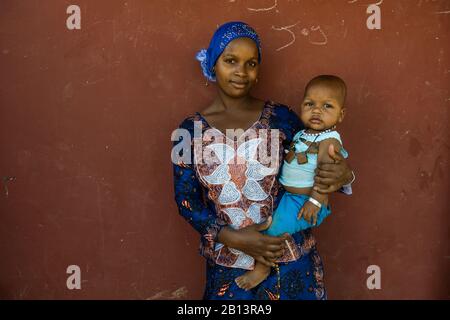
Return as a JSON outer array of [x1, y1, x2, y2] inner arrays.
[[222, 38, 259, 57]]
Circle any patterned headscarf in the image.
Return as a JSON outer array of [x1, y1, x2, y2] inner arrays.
[[196, 21, 262, 82]]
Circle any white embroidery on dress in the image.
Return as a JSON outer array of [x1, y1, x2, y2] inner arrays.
[[245, 160, 276, 181], [236, 138, 261, 161], [198, 135, 280, 270], [222, 207, 248, 229], [215, 247, 254, 269], [202, 139, 276, 206], [246, 203, 263, 224], [229, 247, 243, 255], [230, 250, 255, 269], [242, 179, 269, 201], [215, 243, 224, 251], [223, 203, 263, 229], [206, 143, 235, 165], [203, 164, 231, 185], [218, 182, 241, 204]]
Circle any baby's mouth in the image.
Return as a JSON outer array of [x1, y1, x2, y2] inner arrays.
[[309, 117, 322, 124]]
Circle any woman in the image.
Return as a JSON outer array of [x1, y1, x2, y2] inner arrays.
[[172, 21, 353, 300]]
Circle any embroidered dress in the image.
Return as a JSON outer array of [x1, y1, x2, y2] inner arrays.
[[173, 101, 327, 300]]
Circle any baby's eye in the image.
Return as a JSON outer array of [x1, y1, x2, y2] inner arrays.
[[304, 102, 314, 107], [248, 61, 257, 67], [323, 103, 334, 109]]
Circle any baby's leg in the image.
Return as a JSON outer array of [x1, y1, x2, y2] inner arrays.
[[235, 261, 271, 291]]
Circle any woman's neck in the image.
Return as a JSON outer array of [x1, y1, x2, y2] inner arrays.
[[214, 91, 256, 112]]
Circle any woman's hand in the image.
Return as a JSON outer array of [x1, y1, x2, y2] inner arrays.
[[314, 144, 353, 194], [217, 217, 288, 267]]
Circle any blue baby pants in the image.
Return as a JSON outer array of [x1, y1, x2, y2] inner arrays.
[[265, 192, 331, 236]]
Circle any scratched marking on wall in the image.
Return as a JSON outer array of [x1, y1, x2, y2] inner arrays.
[[146, 286, 188, 300], [271, 22, 299, 51], [271, 22, 328, 51], [228, 0, 386, 51], [2, 176, 16, 197], [247, 0, 278, 12]]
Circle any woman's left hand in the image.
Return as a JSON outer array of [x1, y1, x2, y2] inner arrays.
[[313, 144, 353, 194]]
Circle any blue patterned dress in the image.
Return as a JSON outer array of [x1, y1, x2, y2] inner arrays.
[[172, 101, 326, 300]]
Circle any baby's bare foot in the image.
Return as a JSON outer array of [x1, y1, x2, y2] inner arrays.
[[235, 265, 271, 291]]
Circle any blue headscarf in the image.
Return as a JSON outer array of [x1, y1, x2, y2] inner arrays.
[[196, 21, 262, 82]]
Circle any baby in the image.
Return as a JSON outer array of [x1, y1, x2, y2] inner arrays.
[[236, 75, 349, 290]]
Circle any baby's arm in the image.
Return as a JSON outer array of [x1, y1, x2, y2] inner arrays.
[[298, 138, 343, 225]]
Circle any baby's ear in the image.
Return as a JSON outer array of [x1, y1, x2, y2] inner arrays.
[[339, 107, 346, 122]]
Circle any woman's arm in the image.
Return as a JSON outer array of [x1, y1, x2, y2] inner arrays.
[[218, 218, 287, 267], [298, 139, 340, 225], [172, 118, 226, 260], [311, 138, 342, 202], [173, 159, 225, 259], [313, 143, 354, 194], [174, 161, 221, 232]]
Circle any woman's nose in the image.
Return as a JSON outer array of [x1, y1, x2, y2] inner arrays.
[[234, 64, 247, 77]]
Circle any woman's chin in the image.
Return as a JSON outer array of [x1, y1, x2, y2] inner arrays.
[[224, 89, 251, 99]]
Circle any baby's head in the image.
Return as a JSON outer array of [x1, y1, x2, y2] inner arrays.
[[300, 75, 346, 133]]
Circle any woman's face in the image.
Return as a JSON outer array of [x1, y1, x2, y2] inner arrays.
[[214, 37, 260, 98]]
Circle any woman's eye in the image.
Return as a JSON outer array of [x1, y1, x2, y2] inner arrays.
[[248, 61, 257, 67], [226, 59, 235, 64]]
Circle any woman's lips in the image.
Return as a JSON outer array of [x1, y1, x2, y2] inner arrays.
[[230, 81, 248, 89]]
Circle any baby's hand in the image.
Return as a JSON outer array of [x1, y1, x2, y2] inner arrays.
[[298, 200, 321, 226]]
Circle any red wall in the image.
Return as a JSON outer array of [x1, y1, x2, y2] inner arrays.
[[0, 0, 448, 299]]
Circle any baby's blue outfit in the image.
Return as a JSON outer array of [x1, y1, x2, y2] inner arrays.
[[265, 130, 348, 236]]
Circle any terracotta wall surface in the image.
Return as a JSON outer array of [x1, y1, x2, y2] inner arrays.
[[0, 0, 448, 299]]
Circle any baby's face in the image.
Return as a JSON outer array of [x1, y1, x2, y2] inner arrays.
[[300, 83, 345, 133]]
